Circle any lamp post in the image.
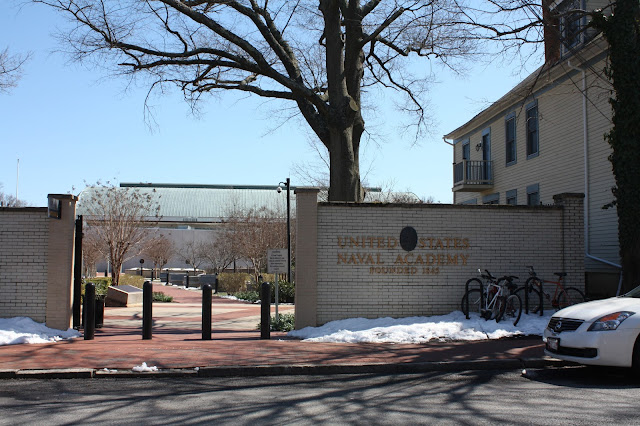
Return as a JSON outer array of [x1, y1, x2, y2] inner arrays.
[[278, 178, 291, 283]]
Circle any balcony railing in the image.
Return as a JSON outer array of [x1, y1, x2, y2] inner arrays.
[[453, 160, 493, 191]]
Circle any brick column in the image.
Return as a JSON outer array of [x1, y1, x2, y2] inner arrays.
[[294, 188, 320, 329], [46, 194, 78, 330], [553, 193, 585, 288]]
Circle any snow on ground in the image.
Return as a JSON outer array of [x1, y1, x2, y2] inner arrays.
[[0, 317, 80, 345], [0, 311, 551, 346], [288, 311, 552, 343], [132, 362, 158, 372]]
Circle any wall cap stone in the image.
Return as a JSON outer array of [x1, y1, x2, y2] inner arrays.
[[48, 194, 79, 201], [294, 187, 321, 194], [553, 193, 586, 201], [319, 202, 560, 210]]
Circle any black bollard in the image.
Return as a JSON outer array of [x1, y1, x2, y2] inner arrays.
[[214, 273, 219, 294], [202, 284, 212, 340], [143, 281, 153, 340], [185, 274, 190, 289], [260, 282, 271, 339], [84, 282, 96, 340]]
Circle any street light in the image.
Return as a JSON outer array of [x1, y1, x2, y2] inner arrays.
[[277, 178, 291, 283]]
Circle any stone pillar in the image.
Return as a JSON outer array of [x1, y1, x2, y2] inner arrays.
[[553, 193, 585, 288], [46, 194, 78, 330], [294, 188, 320, 329]]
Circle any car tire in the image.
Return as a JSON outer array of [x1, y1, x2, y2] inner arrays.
[[632, 334, 640, 377]]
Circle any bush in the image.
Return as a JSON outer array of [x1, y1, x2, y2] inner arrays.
[[272, 280, 295, 303], [119, 274, 146, 288], [233, 291, 260, 303], [258, 313, 295, 332], [82, 278, 111, 299], [218, 273, 253, 293], [232, 280, 295, 303], [153, 292, 173, 303]]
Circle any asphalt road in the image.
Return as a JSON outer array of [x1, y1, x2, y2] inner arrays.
[[1, 367, 638, 425]]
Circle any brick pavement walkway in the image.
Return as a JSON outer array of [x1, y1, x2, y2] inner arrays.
[[0, 284, 547, 372]]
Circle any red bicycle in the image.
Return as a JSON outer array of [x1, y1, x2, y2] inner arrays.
[[515, 266, 585, 313]]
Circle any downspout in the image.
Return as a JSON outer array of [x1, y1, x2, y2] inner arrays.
[[567, 60, 590, 254], [568, 60, 623, 294]]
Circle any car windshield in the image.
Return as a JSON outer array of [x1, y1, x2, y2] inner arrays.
[[622, 285, 640, 298]]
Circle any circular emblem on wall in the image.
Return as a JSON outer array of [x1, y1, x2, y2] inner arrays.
[[400, 226, 418, 252]]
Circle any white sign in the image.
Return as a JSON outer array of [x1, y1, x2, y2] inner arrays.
[[268, 249, 288, 274]]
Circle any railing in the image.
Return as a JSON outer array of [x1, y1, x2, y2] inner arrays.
[[453, 160, 493, 187]]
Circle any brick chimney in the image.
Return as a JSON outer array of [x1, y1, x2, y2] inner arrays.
[[542, 0, 561, 63]]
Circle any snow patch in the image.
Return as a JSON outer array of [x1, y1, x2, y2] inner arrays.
[[0, 317, 80, 346], [288, 311, 551, 343], [132, 362, 158, 372]]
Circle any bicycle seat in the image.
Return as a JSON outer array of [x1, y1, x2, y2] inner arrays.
[[554, 272, 567, 278], [507, 275, 519, 281]]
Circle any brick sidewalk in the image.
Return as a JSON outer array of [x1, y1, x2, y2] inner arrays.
[[0, 284, 548, 373]]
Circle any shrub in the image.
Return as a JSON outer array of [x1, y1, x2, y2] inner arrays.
[[119, 274, 146, 288], [82, 278, 111, 299], [271, 313, 295, 331], [218, 273, 253, 293], [232, 280, 295, 303], [153, 292, 173, 303], [258, 313, 295, 332], [233, 291, 260, 303], [272, 280, 295, 303]]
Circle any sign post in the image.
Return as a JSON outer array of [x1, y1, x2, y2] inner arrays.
[[268, 249, 288, 320]]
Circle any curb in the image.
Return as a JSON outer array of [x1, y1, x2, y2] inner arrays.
[[0, 358, 573, 380]]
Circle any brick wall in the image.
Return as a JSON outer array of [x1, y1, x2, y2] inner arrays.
[[0, 195, 77, 329], [0, 208, 49, 321], [295, 191, 584, 328]]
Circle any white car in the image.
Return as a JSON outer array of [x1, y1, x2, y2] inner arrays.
[[543, 286, 640, 371]]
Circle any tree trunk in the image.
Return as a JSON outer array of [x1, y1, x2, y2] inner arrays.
[[327, 126, 364, 202], [320, 0, 365, 203]]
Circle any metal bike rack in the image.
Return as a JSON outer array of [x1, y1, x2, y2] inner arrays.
[[464, 278, 484, 320]]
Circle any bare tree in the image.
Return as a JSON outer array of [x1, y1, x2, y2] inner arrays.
[[0, 48, 29, 93], [81, 184, 160, 286], [82, 226, 105, 277], [230, 207, 288, 284], [144, 235, 175, 278], [200, 228, 237, 273], [34, 0, 541, 202], [0, 183, 28, 207], [178, 240, 208, 275]]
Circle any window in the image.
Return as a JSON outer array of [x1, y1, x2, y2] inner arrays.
[[527, 184, 540, 206], [460, 198, 477, 205], [462, 140, 470, 160], [506, 189, 517, 206], [483, 193, 500, 205], [505, 113, 516, 166], [558, 0, 583, 54], [526, 102, 539, 158]]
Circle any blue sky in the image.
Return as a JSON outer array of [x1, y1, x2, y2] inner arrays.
[[0, 2, 541, 207]]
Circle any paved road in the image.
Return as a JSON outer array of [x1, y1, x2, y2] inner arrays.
[[1, 367, 638, 425]]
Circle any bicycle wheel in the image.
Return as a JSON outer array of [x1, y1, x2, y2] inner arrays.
[[496, 294, 522, 326], [514, 286, 542, 314], [557, 287, 586, 309], [461, 288, 482, 316]]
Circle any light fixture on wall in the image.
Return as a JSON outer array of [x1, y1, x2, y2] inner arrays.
[[475, 142, 482, 152]]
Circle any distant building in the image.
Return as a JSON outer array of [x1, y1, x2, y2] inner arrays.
[[78, 182, 420, 275], [443, 0, 620, 296]]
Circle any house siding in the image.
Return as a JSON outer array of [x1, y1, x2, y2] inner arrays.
[[451, 51, 618, 277]]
